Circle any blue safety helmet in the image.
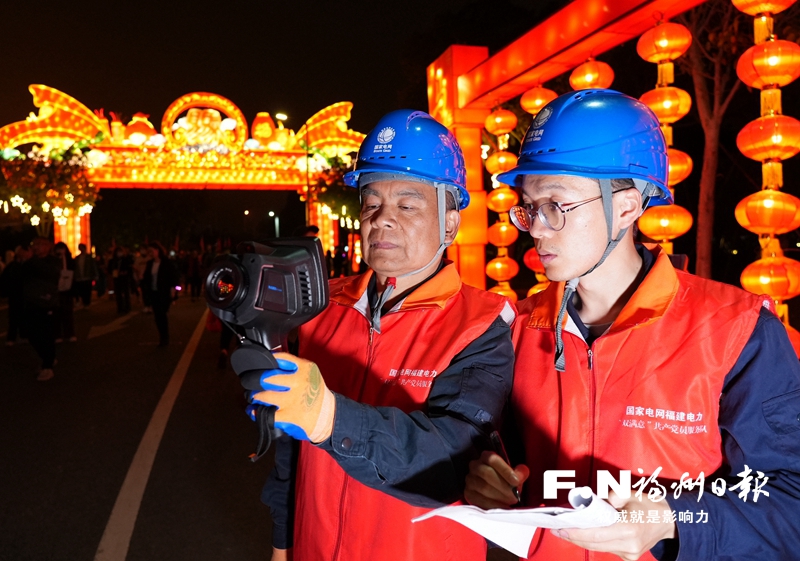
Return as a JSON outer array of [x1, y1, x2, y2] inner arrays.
[[497, 89, 672, 207], [344, 109, 470, 210]]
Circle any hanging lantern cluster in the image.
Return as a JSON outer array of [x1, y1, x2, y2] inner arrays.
[[635, 20, 695, 253], [484, 171, 520, 302], [733, 0, 800, 325]]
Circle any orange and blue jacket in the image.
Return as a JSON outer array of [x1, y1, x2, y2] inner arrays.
[[265, 262, 515, 561], [512, 245, 800, 561]]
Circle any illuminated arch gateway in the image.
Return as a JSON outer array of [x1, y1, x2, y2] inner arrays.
[[0, 85, 365, 253]]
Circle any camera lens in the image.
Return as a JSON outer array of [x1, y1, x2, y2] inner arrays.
[[205, 260, 247, 309]]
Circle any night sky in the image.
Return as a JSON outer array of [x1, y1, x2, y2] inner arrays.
[[2, 0, 558, 252], [4, 0, 800, 291]]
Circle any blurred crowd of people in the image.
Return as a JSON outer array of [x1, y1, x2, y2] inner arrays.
[[0, 239, 229, 381]]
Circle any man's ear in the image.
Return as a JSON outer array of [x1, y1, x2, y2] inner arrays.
[[444, 210, 461, 245], [616, 188, 643, 231]]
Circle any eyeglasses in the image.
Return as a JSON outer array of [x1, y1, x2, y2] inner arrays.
[[509, 195, 603, 232]]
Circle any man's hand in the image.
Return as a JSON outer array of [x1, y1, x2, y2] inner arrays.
[[465, 450, 530, 509], [250, 352, 336, 443], [551, 492, 676, 561]]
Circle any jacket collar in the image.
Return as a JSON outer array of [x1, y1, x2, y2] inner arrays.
[[526, 244, 679, 332], [331, 260, 462, 311]]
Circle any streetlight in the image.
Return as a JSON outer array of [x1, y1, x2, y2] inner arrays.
[[269, 211, 280, 237]]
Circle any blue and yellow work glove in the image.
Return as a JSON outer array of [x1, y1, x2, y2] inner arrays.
[[247, 352, 336, 443]]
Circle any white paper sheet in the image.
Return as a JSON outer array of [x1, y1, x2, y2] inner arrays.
[[412, 487, 619, 558]]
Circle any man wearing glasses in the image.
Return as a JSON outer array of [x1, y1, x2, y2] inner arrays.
[[465, 89, 800, 560]]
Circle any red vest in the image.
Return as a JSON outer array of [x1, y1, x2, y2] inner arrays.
[[512, 246, 771, 561], [294, 264, 509, 561]]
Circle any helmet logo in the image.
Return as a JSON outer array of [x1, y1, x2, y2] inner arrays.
[[373, 127, 395, 153], [532, 106, 552, 129], [377, 127, 396, 144]]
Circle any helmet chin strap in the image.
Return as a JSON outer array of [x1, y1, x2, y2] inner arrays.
[[554, 179, 629, 372], [367, 186, 450, 331]]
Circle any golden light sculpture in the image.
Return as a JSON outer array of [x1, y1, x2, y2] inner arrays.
[[0, 85, 365, 255], [733, 0, 800, 332], [0, 85, 110, 152]]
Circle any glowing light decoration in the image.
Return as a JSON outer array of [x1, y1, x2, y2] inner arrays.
[[636, 22, 693, 63], [731, 0, 796, 15], [569, 58, 614, 90], [484, 109, 517, 136], [0, 85, 366, 255], [734, 0, 800, 328], [667, 148, 693, 186], [640, 87, 692, 123], [485, 151, 518, 175], [486, 187, 518, 213], [638, 205, 694, 243], [636, 21, 694, 255], [486, 252, 520, 282], [736, 114, 800, 161], [737, 40, 800, 88], [735, 189, 800, 234], [741, 255, 800, 300], [520, 86, 557, 115]]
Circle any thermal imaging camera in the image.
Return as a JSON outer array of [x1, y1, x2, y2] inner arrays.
[[205, 237, 329, 459]]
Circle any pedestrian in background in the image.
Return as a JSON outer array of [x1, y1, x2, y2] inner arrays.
[[0, 246, 30, 345], [108, 246, 133, 314], [23, 238, 60, 381], [72, 243, 98, 308], [143, 241, 178, 346], [53, 242, 76, 343], [133, 247, 150, 312]]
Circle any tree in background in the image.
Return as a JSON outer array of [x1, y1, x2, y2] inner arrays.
[[0, 136, 101, 238]]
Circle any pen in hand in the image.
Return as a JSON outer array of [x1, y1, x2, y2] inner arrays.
[[489, 430, 522, 503]]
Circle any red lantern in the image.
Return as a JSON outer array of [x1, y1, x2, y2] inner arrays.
[[523, 247, 545, 273], [736, 114, 800, 161], [741, 255, 800, 300], [731, 0, 796, 15], [527, 281, 550, 296], [637, 204, 694, 241], [520, 87, 558, 115], [485, 109, 518, 136], [569, 59, 614, 90], [486, 188, 519, 213], [735, 189, 800, 234], [485, 151, 518, 175], [737, 40, 800, 89], [667, 148, 693, 186], [487, 222, 519, 247], [636, 22, 693, 63], [486, 256, 520, 282], [489, 281, 518, 303], [640, 87, 692, 124]]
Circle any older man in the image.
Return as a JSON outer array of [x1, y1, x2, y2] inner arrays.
[[255, 109, 515, 561], [465, 90, 800, 561]]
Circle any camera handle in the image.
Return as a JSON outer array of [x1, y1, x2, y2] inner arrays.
[[231, 340, 285, 462]]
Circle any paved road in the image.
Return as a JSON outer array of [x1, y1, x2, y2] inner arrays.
[[1, 296, 275, 561], [1, 296, 516, 561]]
